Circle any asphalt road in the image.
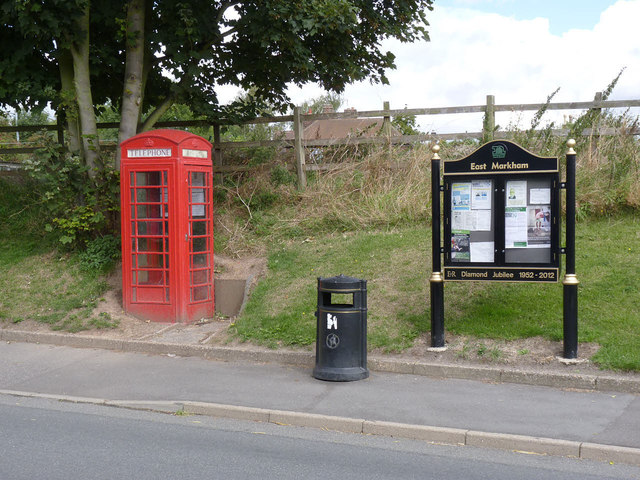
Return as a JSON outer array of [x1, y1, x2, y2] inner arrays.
[[2, 342, 640, 450], [1, 395, 639, 480]]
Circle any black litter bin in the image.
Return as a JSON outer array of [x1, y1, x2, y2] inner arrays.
[[313, 275, 368, 382]]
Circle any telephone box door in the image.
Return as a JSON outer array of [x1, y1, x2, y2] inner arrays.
[[181, 168, 215, 321], [121, 167, 177, 321]]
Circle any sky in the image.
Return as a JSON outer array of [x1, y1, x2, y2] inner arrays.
[[257, 0, 640, 134]]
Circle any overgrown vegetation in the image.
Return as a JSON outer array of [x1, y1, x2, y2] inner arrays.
[[0, 176, 118, 332], [21, 138, 120, 251], [214, 104, 640, 258]]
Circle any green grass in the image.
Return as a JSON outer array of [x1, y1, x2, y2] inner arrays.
[[0, 248, 113, 332], [0, 178, 116, 332], [445, 214, 640, 370], [233, 228, 431, 351], [234, 214, 640, 370]]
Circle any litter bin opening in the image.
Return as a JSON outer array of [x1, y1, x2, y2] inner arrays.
[[322, 292, 354, 307]]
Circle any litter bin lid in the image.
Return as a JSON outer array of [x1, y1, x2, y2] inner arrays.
[[318, 274, 365, 291]]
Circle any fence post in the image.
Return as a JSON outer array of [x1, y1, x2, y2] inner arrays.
[[383, 101, 392, 160], [591, 91, 603, 144], [382, 101, 392, 136], [213, 123, 223, 184], [293, 106, 307, 189], [592, 91, 603, 113], [483, 94, 495, 142]]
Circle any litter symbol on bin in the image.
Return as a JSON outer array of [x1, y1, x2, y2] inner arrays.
[[327, 313, 338, 330], [326, 333, 340, 349]]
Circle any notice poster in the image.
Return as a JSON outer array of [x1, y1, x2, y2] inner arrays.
[[506, 180, 527, 207], [451, 210, 491, 231], [452, 183, 471, 211], [472, 210, 492, 231], [505, 207, 527, 248], [451, 231, 470, 261], [527, 206, 551, 247], [470, 242, 494, 263], [530, 188, 551, 205], [471, 181, 492, 210]]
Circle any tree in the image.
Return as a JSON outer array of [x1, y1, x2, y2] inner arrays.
[[300, 92, 344, 115], [1, 0, 434, 172], [392, 111, 421, 136]]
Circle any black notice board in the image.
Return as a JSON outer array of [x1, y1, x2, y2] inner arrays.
[[443, 141, 560, 282]]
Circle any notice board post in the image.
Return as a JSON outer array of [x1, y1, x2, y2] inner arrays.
[[430, 145, 445, 349], [563, 140, 579, 359], [429, 140, 579, 359]]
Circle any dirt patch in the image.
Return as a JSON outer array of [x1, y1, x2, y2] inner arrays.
[[86, 254, 267, 338], [215, 255, 267, 284], [382, 333, 598, 364]]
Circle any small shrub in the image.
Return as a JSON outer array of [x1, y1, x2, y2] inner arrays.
[[249, 189, 279, 211], [213, 187, 228, 204], [80, 235, 121, 273], [270, 165, 295, 186], [22, 138, 119, 250]]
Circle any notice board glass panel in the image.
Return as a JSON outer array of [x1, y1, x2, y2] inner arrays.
[[504, 176, 555, 264], [450, 179, 495, 263]]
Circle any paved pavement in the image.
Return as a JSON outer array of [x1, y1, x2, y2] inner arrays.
[[1, 328, 640, 466]]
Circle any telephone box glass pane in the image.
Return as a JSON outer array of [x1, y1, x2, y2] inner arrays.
[[191, 221, 207, 236], [137, 205, 163, 219], [192, 253, 208, 267], [191, 203, 207, 219], [191, 270, 209, 285], [137, 221, 164, 235], [192, 237, 207, 252], [137, 270, 164, 285], [136, 188, 162, 202], [191, 172, 205, 186], [191, 286, 209, 302], [137, 237, 163, 252], [136, 172, 163, 186], [137, 253, 164, 268]]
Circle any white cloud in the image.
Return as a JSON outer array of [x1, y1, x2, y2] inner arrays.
[[228, 1, 640, 133]]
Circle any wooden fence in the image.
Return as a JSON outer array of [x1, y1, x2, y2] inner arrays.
[[2, 93, 639, 186]]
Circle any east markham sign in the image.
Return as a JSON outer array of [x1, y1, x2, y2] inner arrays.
[[442, 141, 560, 283], [429, 140, 579, 359]]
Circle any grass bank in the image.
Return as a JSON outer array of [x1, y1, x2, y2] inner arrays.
[[0, 178, 118, 332], [233, 214, 640, 371]]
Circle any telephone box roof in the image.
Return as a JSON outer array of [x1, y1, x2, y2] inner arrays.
[[121, 129, 212, 147]]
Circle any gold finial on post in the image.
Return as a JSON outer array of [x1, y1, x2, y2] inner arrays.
[[431, 143, 441, 160], [567, 139, 576, 155]]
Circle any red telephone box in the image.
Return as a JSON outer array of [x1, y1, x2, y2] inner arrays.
[[120, 129, 214, 323]]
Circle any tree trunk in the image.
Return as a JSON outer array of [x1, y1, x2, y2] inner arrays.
[[69, 4, 101, 177], [140, 93, 176, 132], [57, 49, 82, 156], [116, 0, 146, 170], [139, 0, 154, 116]]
